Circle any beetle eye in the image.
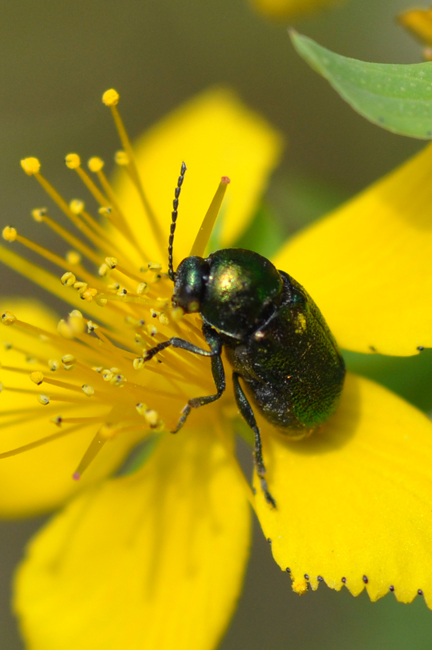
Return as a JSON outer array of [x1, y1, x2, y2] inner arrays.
[[172, 256, 208, 314]]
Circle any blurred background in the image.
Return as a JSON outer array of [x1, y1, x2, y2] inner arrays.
[[1, 0, 432, 648]]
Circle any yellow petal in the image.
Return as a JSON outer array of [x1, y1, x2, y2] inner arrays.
[[114, 88, 282, 267], [254, 373, 432, 608], [15, 426, 251, 650], [399, 8, 432, 46], [0, 299, 138, 517], [274, 143, 432, 355], [249, 0, 341, 20]]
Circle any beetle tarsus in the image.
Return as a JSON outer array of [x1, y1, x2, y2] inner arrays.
[[171, 404, 191, 433], [261, 480, 277, 509]]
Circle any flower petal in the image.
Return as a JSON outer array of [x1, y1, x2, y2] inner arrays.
[[399, 8, 432, 47], [273, 144, 432, 355], [114, 88, 282, 265], [249, 0, 340, 20], [15, 426, 251, 650], [0, 299, 138, 517], [254, 373, 432, 608]]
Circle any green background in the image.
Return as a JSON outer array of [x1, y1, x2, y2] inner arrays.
[[1, 0, 432, 648]]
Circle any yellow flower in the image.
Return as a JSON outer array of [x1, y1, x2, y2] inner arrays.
[[249, 0, 341, 20], [1, 88, 432, 650]]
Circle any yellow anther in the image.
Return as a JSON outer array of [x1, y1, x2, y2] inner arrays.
[[61, 271, 76, 286], [66, 250, 82, 265], [98, 263, 110, 277], [87, 321, 98, 333], [99, 422, 119, 440], [3, 342, 12, 350], [114, 150, 129, 166], [73, 281, 88, 294], [136, 402, 148, 416], [133, 357, 145, 370], [65, 153, 81, 169], [117, 287, 127, 296], [110, 373, 126, 387], [30, 371, 44, 385], [21, 157, 41, 175], [62, 354, 76, 365], [32, 208, 47, 222], [2, 311, 16, 326], [144, 409, 159, 428], [70, 314, 85, 335], [2, 226, 17, 242], [102, 89, 120, 106], [92, 366, 103, 373], [70, 310, 83, 318], [88, 157, 104, 172], [95, 295, 107, 307], [110, 367, 119, 374], [134, 334, 143, 344], [69, 199, 85, 214], [171, 307, 184, 322], [58, 317, 84, 339], [51, 416, 63, 426], [48, 359, 59, 371], [108, 282, 120, 291], [82, 384, 95, 397], [146, 324, 158, 336], [148, 262, 162, 271], [98, 207, 112, 218], [37, 394, 50, 406], [102, 369, 114, 381], [137, 282, 148, 295], [105, 256, 118, 269], [159, 314, 169, 326], [81, 288, 98, 302]]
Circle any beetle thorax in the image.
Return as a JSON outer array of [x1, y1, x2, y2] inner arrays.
[[201, 249, 283, 339]]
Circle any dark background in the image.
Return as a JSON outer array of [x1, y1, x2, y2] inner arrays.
[[1, 1, 432, 648]]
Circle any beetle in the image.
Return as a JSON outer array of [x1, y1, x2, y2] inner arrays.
[[144, 163, 346, 506]]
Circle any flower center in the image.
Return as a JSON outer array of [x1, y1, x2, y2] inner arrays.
[[0, 89, 228, 481]]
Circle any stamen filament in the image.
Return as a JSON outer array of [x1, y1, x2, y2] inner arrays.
[[93, 168, 152, 260], [73, 422, 145, 479], [190, 177, 230, 257], [107, 102, 165, 255], [0, 424, 82, 459], [41, 214, 101, 266]]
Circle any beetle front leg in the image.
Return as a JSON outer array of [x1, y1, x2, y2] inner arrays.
[[144, 325, 226, 432], [232, 372, 276, 508]]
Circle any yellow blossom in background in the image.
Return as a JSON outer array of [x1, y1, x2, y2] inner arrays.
[[399, 6, 432, 59], [0, 89, 432, 650], [249, 0, 341, 20], [399, 6, 432, 45]]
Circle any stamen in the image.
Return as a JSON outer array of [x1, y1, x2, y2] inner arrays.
[[72, 421, 122, 479], [102, 89, 165, 256], [190, 176, 230, 257], [0, 424, 83, 459], [87, 157, 151, 260]]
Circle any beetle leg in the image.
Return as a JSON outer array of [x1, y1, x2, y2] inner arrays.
[[232, 372, 276, 509], [144, 325, 226, 433], [144, 335, 219, 362]]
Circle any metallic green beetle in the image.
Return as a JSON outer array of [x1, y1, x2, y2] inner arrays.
[[145, 164, 346, 506]]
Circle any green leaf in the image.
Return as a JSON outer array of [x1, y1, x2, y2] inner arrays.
[[290, 30, 432, 139]]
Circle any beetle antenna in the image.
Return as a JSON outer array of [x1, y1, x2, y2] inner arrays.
[[168, 162, 187, 282]]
